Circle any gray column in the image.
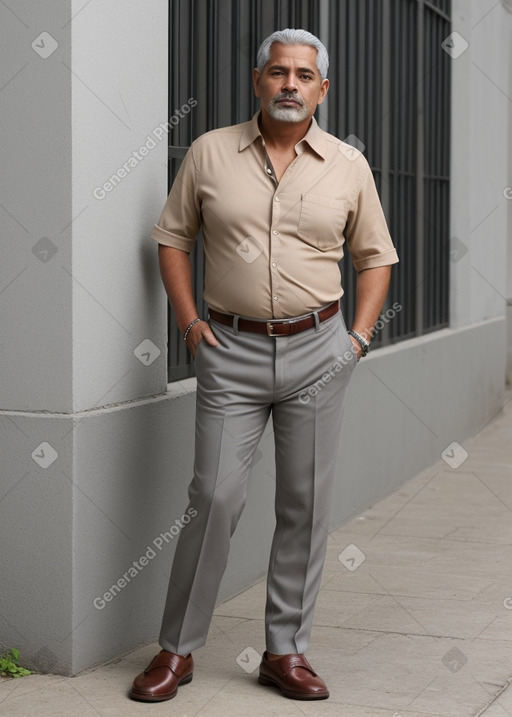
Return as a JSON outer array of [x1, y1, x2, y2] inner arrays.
[[0, 0, 170, 674]]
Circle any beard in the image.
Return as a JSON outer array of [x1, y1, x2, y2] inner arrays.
[[266, 93, 309, 122]]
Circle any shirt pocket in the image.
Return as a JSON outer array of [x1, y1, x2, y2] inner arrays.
[[297, 193, 348, 251]]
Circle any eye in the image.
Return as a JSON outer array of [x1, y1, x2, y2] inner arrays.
[[300, 74, 313, 81]]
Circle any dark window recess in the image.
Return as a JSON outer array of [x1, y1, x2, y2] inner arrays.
[[166, 0, 451, 380]]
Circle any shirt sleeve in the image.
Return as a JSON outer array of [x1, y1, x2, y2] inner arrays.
[[344, 160, 399, 272], [150, 145, 201, 253]]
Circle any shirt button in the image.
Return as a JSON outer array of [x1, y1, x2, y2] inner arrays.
[[272, 230, 278, 235], [274, 196, 280, 202], [273, 296, 278, 301], [266, 168, 272, 174], [272, 262, 277, 268]]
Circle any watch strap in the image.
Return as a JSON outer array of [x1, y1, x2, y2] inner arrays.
[[348, 329, 370, 357]]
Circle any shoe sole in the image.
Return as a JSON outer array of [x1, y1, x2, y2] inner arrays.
[[258, 674, 329, 700], [129, 672, 193, 702]]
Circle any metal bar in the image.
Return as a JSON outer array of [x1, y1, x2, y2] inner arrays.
[[415, 0, 425, 337], [379, 0, 391, 344], [423, 0, 450, 22], [317, 0, 329, 131]]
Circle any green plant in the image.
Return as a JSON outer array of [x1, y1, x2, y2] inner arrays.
[[0, 648, 32, 678]]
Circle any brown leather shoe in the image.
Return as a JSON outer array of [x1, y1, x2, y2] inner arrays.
[[258, 651, 329, 700], [129, 649, 193, 702]]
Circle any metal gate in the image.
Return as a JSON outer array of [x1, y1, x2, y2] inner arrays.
[[167, 0, 451, 379]]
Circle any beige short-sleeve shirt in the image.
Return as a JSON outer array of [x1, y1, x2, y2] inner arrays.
[[151, 112, 398, 319]]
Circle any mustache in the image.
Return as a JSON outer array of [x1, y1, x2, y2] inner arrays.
[[271, 93, 304, 105]]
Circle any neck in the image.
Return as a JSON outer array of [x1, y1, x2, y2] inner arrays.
[[258, 109, 312, 150]]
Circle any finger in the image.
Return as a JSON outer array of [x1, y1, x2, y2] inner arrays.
[[202, 327, 219, 347]]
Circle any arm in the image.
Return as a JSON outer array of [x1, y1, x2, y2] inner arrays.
[[349, 265, 392, 360], [158, 244, 219, 357]]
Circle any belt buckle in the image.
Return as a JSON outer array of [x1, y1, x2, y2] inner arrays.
[[266, 321, 281, 337], [266, 317, 300, 336]]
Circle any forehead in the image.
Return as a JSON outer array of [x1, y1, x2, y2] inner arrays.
[[266, 42, 319, 72]]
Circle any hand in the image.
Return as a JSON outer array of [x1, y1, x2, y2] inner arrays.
[[185, 320, 219, 358], [349, 336, 362, 362]]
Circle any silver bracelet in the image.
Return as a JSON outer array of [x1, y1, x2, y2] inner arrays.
[[183, 317, 201, 342]]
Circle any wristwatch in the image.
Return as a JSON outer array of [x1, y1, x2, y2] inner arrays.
[[348, 329, 370, 357]]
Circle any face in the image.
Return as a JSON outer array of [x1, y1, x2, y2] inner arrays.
[[253, 43, 329, 124]]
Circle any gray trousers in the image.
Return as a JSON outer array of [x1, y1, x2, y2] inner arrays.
[[159, 309, 356, 656]]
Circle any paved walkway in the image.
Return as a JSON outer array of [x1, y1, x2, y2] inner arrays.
[[2, 390, 512, 716]]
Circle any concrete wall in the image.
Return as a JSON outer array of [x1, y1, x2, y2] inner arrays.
[[0, 0, 510, 676], [450, 0, 510, 329], [0, 0, 170, 675], [506, 2, 512, 384], [450, 0, 511, 377]]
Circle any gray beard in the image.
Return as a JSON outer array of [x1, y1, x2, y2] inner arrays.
[[267, 101, 308, 123]]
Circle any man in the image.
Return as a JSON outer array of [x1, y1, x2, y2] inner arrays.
[[131, 28, 398, 702]]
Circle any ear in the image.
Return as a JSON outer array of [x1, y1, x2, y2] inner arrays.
[[317, 78, 329, 105], [252, 67, 261, 98]]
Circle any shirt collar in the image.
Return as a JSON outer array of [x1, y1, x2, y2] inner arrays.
[[239, 111, 327, 160]]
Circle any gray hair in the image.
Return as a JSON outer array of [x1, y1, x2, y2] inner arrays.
[[256, 28, 329, 80]]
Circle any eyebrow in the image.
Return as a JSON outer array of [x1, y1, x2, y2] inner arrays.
[[267, 64, 317, 75]]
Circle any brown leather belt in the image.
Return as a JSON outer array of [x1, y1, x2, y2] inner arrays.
[[209, 301, 339, 337]]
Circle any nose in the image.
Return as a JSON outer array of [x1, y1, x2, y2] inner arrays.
[[282, 73, 298, 92]]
